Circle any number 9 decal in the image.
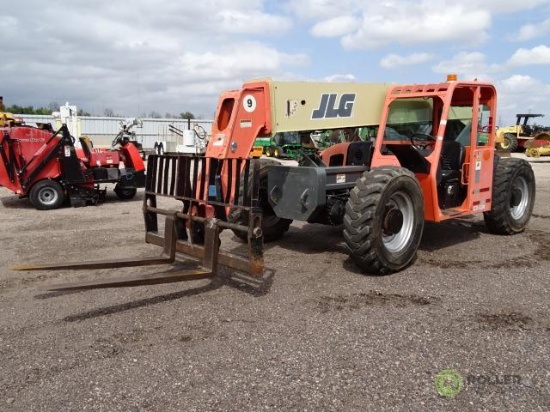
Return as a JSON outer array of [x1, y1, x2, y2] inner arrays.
[[243, 94, 257, 113]]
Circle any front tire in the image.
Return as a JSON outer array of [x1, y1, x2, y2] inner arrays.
[[228, 159, 292, 242], [484, 158, 535, 234], [344, 167, 424, 274], [29, 180, 65, 210]]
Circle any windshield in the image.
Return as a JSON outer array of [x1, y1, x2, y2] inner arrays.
[[383, 97, 490, 147], [383, 98, 433, 143], [274, 132, 301, 145]]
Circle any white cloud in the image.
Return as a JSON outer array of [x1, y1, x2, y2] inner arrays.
[[178, 43, 310, 81], [501, 74, 543, 91], [310, 16, 361, 37], [432, 52, 500, 80], [323, 74, 356, 82], [510, 18, 550, 41], [514, 24, 539, 41], [0, 1, 298, 116], [3, 0, 550, 119], [380, 53, 434, 69], [284, 0, 358, 20], [286, 0, 550, 49], [285, 1, 493, 49], [341, 5, 490, 50], [459, 0, 550, 13], [215, 10, 293, 34], [0, 16, 17, 29], [507, 45, 550, 66], [497, 75, 550, 124]]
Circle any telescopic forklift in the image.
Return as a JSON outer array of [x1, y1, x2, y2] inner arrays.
[[12, 76, 536, 290]]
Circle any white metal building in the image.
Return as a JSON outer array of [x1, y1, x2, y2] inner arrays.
[[18, 114, 213, 149]]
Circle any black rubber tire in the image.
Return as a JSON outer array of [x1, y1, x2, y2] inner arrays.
[[499, 133, 519, 152], [114, 185, 137, 200], [265, 146, 273, 157], [273, 146, 283, 158], [343, 167, 424, 274], [483, 158, 535, 235], [29, 180, 65, 210], [228, 159, 292, 242]]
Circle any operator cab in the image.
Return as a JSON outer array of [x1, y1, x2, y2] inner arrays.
[[373, 80, 496, 220]]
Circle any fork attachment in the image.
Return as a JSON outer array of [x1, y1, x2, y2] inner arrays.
[[10, 155, 265, 291]]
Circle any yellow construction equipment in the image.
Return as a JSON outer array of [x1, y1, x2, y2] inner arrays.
[[496, 113, 550, 152], [525, 132, 550, 157]]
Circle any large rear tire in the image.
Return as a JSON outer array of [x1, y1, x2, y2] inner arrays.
[[344, 167, 424, 274], [228, 159, 292, 242], [484, 158, 535, 234], [29, 180, 65, 210]]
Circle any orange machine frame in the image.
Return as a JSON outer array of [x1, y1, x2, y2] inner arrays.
[[371, 80, 497, 222]]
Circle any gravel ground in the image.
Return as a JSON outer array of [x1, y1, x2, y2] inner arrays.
[[0, 154, 549, 411]]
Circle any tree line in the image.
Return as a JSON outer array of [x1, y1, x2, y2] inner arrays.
[[3, 103, 196, 120]]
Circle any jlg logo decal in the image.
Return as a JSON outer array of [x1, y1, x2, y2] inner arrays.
[[312, 93, 356, 119]]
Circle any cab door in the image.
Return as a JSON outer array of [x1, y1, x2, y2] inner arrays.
[[458, 85, 496, 214]]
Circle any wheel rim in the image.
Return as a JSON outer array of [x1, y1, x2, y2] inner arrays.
[[510, 176, 529, 220], [381, 190, 415, 253], [38, 187, 59, 206]]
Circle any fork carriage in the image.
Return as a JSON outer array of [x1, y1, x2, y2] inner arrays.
[[143, 154, 265, 278], [10, 153, 266, 291]]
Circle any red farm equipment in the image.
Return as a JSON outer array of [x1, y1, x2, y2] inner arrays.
[[0, 123, 145, 209], [11, 76, 536, 290]]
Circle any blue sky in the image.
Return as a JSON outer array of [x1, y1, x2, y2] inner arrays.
[[1, 0, 550, 126]]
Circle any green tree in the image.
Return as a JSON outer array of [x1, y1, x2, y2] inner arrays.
[[180, 111, 195, 120], [34, 107, 52, 115], [47, 102, 60, 112], [3, 103, 90, 116], [104, 107, 115, 117]]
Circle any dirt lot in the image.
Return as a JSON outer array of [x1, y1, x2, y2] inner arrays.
[[1, 154, 549, 411]]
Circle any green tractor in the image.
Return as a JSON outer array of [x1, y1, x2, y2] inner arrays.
[[256, 127, 377, 160], [264, 131, 311, 159], [309, 127, 377, 149]]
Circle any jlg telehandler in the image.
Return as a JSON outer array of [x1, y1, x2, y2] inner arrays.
[[12, 76, 536, 290]]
